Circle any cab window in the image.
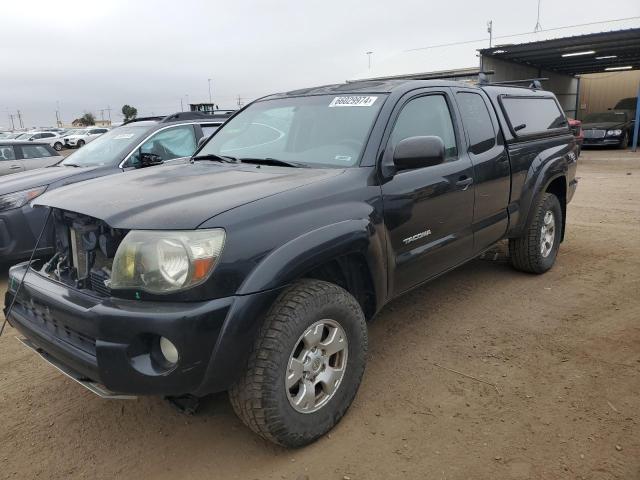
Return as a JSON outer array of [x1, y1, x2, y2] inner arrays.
[[390, 94, 458, 160]]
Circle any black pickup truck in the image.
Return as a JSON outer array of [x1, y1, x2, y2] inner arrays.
[[5, 79, 578, 447]]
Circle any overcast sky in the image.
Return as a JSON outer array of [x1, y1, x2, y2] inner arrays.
[[1, 0, 638, 128]]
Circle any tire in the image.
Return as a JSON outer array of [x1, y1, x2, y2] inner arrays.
[[229, 279, 367, 447], [619, 132, 629, 150], [77, 140, 85, 148], [509, 192, 562, 274], [53, 142, 63, 151]]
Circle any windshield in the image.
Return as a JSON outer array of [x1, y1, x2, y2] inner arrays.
[[614, 98, 637, 110], [583, 112, 628, 123], [16, 133, 33, 140], [200, 94, 386, 167], [61, 125, 150, 167]]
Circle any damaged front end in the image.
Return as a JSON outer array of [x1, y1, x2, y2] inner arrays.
[[41, 209, 127, 297]]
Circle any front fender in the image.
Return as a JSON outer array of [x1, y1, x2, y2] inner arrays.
[[237, 218, 387, 310]]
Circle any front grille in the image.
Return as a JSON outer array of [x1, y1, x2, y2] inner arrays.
[[583, 129, 606, 139], [18, 301, 96, 356]]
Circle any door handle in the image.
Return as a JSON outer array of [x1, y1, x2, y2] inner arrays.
[[455, 176, 473, 190], [9, 165, 21, 170]]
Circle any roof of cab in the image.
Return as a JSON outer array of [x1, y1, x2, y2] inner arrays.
[[269, 79, 468, 98], [262, 79, 557, 101]]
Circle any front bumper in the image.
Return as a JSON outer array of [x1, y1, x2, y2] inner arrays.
[[0, 205, 54, 261], [583, 137, 623, 147], [5, 262, 283, 396]]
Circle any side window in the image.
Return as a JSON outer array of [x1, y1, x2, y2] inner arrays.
[[31, 133, 42, 139], [501, 97, 567, 136], [127, 125, 197, 167], [201, 124, 220, 137], [389, 95, 458, 160], [456, 92, 496, 155], [42, 133, 55, 138], [20, 145, 52, 159], [0, 146, 16, 160]]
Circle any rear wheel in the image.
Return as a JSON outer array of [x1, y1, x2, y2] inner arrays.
[[53, 142, 63, 151], [229, 279, 367, 447], [509, 192, 562, 274]]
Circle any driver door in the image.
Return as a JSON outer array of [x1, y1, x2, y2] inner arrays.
[[381, 90, 475, 296]]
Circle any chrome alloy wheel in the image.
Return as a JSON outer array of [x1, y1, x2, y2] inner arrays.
[[540, 210, 556, 258], [285, 319, 348, 414]]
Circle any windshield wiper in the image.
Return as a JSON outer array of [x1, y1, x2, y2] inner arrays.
[[191, 154, 239, 164], [239, 157, 305, 168]]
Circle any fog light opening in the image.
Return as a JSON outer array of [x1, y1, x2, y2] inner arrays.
[[159, 336, 179, 365]]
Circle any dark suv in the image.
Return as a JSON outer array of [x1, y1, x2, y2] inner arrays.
[[0, 111, 232, 261], [6, 80, 577, 447]]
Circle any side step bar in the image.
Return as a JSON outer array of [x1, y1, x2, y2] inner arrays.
[[16, 337, 137, 400]]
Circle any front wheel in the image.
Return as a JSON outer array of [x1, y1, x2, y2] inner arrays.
[[509, 192, 562, 274], [619, 132, 629, 150], [77, 140, 85, 148], [229, 279, 367, 447], [53, 142, 63, 151]]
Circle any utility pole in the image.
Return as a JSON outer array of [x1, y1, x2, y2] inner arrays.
[[9, 114, 15, 130], [208, 78, 213, 105], [17, 110, 23, 129], [366, 51, 373, 70], [55, 100, 62, 127], [106, 105, 112, 123], [487, 20, 493, 47], [237, 95, 244, 108], [534, 0, 542, 32], [180, 97, 184, 112]]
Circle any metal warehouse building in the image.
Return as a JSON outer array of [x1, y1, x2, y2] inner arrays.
[[353, 18, 640, 149]]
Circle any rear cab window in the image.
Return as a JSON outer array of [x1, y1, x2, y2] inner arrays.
[[456, 92, 496, 154], [500, 96, 568, 138]]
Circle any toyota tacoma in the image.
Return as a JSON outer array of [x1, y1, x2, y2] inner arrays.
[[5, 79, 578, 447]]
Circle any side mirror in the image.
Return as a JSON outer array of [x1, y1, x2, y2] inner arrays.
[[138, 151, 164, 168], [393, 136, 445, 170], [197, 136, 209, 149]]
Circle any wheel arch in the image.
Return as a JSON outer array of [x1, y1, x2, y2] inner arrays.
[[237, 219, 387, 321]]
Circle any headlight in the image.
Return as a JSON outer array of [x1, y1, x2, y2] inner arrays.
[[0, 186, 47, 212], [111, 229, 225, 294], [606, 129, 623, 136]]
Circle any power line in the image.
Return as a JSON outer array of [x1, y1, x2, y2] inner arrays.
[[406, 16, 640, 52]]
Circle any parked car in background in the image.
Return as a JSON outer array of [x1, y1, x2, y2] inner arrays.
[[0, 133, 25, 140], [12, 131, 66, 151], [64, 127, 109, 148], [4, 80, 577, 447], [0, 141, 62, 176], [581, 111, 633, 148], [0, 111, 231, 261]]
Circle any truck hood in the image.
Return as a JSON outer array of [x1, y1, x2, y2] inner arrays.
[[34, 162, 343, 230], [0, 165, 93, 196]]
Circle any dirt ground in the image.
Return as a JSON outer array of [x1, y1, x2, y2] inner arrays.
[[1, 149, 638, 480]]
